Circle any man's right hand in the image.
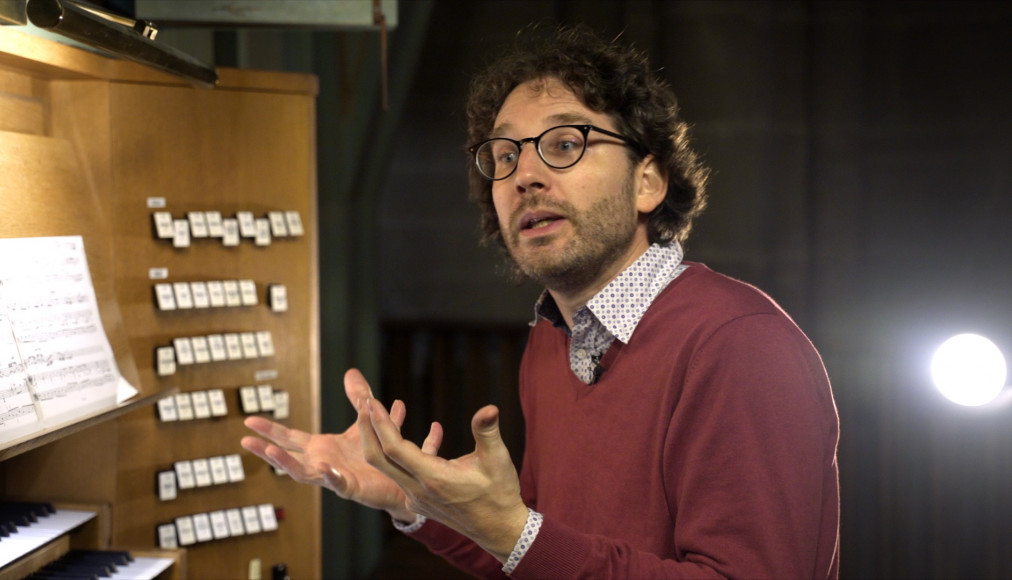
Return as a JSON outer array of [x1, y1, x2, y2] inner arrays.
[[240, 368, 440, 522]]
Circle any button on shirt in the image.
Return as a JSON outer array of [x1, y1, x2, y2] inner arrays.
[[533, 241, 689, 383]]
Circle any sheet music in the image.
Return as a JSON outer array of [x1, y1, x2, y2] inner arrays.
[[0, 236, 128, 443], [0, 308, 37, 430]]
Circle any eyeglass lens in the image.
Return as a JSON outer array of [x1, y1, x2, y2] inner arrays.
[[475, 126, 588, 180]]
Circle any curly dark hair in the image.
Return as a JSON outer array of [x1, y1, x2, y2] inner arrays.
[[466, 24, 709, 252]]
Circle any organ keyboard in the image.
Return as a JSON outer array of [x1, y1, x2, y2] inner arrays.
[[20, 549, 174, 579], [0, 502, 95, 569], [0, 502, 176, 579]]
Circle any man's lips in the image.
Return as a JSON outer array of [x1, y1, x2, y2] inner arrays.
[[518, 210, 565, 233]]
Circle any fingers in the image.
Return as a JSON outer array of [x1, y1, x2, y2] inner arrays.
[[243, 416, 310, 453], [241, 435, 288, 471], [242, 438, 304, 478], [390, 399, 407, 429], [356, 397, 384, 462], [343, 368, 374, 409], [471, 405, 504, 451], [358, 397, 424, 487], [344, 369, 405, 428], [421, 422, 444, 456], [240, 434, 270, 457], [357, 398, 398, 480], [368, 398, 424, 460], [244, 415, 277, 434], [241, 422, 318, 483], [469, 405, 517, 473]]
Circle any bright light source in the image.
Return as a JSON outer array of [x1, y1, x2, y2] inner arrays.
[[931, 333, 1007, 406]]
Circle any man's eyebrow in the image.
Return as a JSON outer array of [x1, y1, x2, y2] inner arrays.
[[489, 123, 513, 139], [547, 112, 593, 125], [489, 113, 596, 138]]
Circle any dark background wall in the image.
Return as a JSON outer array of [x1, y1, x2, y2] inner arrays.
[[375, 2, 1012, 578], [150, 0, 1012, 577]]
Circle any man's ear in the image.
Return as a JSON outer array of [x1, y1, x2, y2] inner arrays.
[[635, 155, 667, 214]]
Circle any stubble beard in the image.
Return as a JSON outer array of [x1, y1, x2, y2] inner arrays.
[[502, 177, 639, 294]]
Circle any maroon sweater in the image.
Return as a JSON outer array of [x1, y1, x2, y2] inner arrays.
[[411, 263, 840, 579]]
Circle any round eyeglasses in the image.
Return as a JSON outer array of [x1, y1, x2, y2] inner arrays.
[[468, 124, 641, 181]]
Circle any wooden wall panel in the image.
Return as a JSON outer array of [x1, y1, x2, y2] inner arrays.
[[1, 29, 320, 579], [106, 82, 320, 579], [0, 93, 43, 134]]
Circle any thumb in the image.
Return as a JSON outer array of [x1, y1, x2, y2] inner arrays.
[[471, 405, 504, 452]]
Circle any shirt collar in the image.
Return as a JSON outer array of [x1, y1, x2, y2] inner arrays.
[[532, 241, 687, 343]]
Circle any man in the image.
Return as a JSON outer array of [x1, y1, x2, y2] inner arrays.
[[243, 25, 840, 579]]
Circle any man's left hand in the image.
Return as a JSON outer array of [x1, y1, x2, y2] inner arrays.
[[358, 397, 529, 563]]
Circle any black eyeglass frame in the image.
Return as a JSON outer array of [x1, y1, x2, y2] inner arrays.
[[468, 124, 644, 181]]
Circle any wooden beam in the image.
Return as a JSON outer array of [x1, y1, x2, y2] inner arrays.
[[0, 0, 27, 25], [135, 0, 398, 29]]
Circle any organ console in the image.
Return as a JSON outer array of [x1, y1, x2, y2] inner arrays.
[[0, 24, 320, 578], [0, 502, 179, 579], [19, 549, 172, 579], [0, 502, 96, 569]]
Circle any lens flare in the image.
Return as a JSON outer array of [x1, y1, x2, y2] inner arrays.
[[930, 333, 1006, 406]]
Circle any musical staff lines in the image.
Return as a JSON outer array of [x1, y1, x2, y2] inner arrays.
[[0, 236, 124, 441], [0, 308, 37, 431]]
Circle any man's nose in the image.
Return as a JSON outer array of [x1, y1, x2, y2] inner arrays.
[[513, 145, 547, 193]]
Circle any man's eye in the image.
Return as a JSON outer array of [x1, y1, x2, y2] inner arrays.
[[545, 133, 582, 154], [556, 140, 578, 152]]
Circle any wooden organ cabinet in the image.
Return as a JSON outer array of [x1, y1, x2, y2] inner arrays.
[[0, 28, 321, 579]]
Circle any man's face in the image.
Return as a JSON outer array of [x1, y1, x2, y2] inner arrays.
[[490, 77, 656, 295]]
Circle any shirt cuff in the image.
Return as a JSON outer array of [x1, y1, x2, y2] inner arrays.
[[502, 509, 543, 575], [391, 513, 427, 534]]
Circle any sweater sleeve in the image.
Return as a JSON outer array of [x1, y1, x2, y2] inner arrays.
[[408, 518, 510, 579], [509, 313, 840, 579]]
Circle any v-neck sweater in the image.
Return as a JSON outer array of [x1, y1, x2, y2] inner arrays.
[[410, 262, 840, 579]]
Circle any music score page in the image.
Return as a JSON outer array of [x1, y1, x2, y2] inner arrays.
[[0, 236, 131, 444]]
